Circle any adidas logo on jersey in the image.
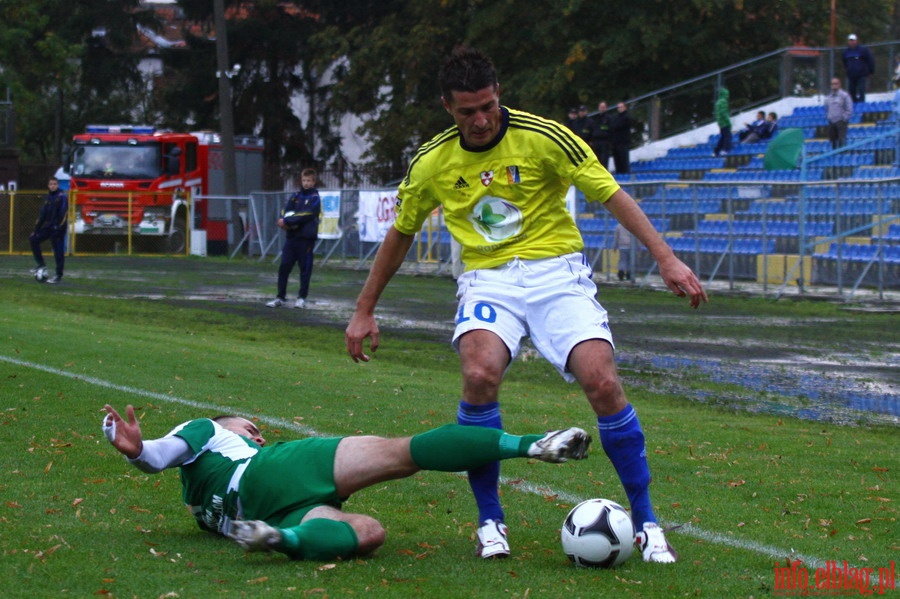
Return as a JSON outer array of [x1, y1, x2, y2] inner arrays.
[[454, 176, 470, 189]]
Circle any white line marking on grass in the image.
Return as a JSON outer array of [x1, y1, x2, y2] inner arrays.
[[498, 477, 827, 569], [0, 355, 324, 438], [6, 354, 830, 569]]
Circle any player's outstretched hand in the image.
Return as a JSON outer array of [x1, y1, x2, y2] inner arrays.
[[102, 404, 144, 459], [345, 313, 380, 363], [659, 257, 708, 309]]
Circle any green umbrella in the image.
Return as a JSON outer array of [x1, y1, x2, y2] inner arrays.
[[764, 128, 806, 170]]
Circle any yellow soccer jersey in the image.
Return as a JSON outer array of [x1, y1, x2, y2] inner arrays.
[[394, 106, 621, 270]]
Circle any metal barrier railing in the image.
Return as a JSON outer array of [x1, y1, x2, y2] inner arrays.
[[5, 180, 897, 300]]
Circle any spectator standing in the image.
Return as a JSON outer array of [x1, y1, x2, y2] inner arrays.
[[842, 34, 875, 104], [592, 101, 613, 169], [266, 168, 321, 308], [29, 176, 68, 284], [564, 106, 579, 130], [566, 105, 596, 148], [713, 88, 732, 157], [576, 105, 597, 146], [609, 102, 633, 174], [613, 222, 634, 281], [825, 78, 854, 150]]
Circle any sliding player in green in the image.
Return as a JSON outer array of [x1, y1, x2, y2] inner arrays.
[[101, 403, 590, 561]]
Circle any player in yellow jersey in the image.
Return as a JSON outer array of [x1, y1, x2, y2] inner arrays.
[[346, 46, 707, 563]]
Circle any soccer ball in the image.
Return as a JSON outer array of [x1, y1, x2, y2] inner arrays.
[[561, 498, 635, 568], [34, 267, 49, 282]]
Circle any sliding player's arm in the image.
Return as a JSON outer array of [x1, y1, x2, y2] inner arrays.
[[102, 404, 193, 473]]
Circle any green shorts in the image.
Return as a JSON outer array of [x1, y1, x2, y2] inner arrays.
[[237, 436, 345, 526]]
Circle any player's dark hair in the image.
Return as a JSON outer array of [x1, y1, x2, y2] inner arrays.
[[439, 46, 498, 100]]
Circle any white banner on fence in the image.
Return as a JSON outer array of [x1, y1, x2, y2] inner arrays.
[[318, 190, 341, 239], [358, 190, 398, 242]]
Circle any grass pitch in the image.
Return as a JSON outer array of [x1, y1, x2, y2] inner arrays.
[[0, 255, 896, 598]]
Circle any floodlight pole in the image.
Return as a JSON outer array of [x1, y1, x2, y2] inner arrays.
[[214, 0, 238, 196]]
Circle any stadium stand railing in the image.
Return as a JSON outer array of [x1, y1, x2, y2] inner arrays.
[[590, 98, 900, 298]]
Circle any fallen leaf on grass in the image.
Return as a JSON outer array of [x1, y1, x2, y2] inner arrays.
[[247, 576, 269, 583], [316, 564, 336, 572], [35, 544, 63, 560]]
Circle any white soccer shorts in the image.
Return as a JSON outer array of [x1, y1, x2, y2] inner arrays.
[[452, 252, 614, 382]]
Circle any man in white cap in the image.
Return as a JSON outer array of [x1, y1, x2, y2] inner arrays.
[[842, 34, 875, 103]]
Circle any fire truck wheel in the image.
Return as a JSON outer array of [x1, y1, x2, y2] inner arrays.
[[166, 212, 187, 254]]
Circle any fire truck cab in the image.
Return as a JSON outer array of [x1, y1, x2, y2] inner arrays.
[[68, 125, 201, 253]]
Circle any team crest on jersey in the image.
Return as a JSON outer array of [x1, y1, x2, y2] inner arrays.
[[480, 170, 494, 186], [468, 195, 523, 243], [506, 166, 520, 184]]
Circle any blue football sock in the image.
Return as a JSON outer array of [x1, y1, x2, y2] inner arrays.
[[458, 401, 503, 524], [597, 404, 656, 528]]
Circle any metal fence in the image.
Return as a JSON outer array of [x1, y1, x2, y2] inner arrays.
[[238, 180, 899, 301], [0, 189, 51, 254], [610, 177, 900, 299], [5, 182, 897, 300], [617, 42, 900, 146]]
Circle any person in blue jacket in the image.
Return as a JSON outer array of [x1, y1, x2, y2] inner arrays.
[[29, 176, 68, 284], [266, 168, 321, 308], [842, 34, 875, 103]]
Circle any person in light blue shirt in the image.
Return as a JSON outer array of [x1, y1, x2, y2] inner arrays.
[[825, 78, 854, 150]]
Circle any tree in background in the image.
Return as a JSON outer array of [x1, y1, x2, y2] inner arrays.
[[0, 0, 897, 182], [328, 0, 896, 177], [0, 0, 155, 164]]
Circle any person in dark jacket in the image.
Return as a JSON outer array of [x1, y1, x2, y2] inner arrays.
[[266, 168, 321, 308], [592, 101, 613, 169], [609, 102, 633, 174], [29, 177, 68, 284], [842, 34, 875, 103], [565, 105, 597, 149]]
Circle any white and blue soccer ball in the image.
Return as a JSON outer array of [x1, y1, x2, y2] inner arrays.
[[561, 498, 635, 568], [34, 267, 49, 282]]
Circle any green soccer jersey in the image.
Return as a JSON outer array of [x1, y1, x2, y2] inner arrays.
[[395, 107, 621, 270], [168, 419, 259, 533]]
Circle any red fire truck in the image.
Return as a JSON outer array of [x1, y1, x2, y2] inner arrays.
[[67, 125, 263, 254]]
